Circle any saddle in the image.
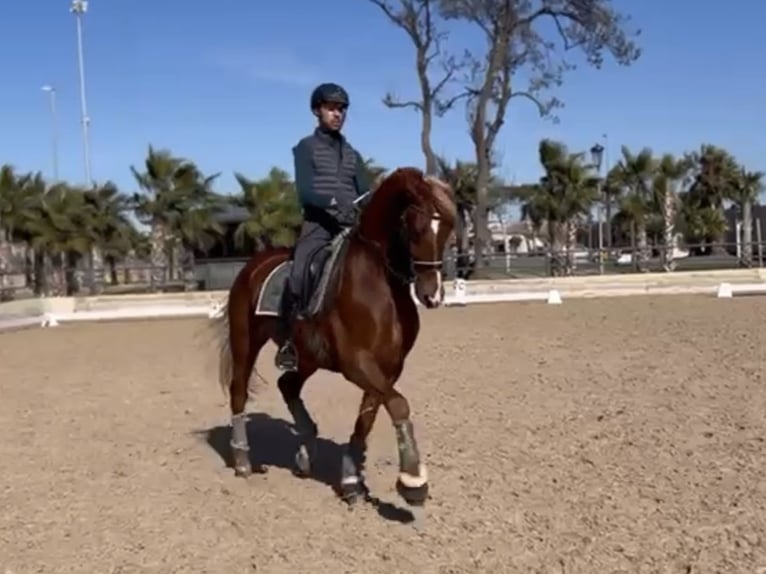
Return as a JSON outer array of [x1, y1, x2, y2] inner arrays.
[[254, 229, 351, 318]]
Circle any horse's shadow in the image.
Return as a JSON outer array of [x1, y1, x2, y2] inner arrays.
[[196, 412, 415, 524]]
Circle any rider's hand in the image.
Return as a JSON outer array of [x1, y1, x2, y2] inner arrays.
[[333, 197, 357, 227]]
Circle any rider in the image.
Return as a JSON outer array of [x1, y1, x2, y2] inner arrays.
[[275, 82, 372, 372]]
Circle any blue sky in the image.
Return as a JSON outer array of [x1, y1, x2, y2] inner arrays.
[[2, 0, 764, 203]]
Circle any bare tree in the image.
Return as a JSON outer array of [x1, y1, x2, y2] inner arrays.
[[438, 0, 641, 274], [367, 0, 462, 175]]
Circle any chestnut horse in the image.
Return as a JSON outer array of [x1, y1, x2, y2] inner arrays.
[[212, 167, 456, 506]]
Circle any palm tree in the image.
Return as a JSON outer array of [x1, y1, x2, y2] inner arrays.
[[0, 165, 26, 298], [655, 154, 691, 270], [232, 167, 302, 251], [731, 169, 764, 266], [131, 146, 224, 288], [609, 146, 657, 271], [84, 182, 135, 286], [516, 140, 598, 275], [9, 172, 53, 294], [435, 157, 481, 277], [683, 144, 740, 253], [20, 182, 96, 295]]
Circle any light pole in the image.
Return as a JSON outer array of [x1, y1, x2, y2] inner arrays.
[[70, 0, 92, 186], [41, 85, 59, 182], [590, 142, 605, 274]]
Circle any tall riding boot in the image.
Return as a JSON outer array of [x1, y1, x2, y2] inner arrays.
[[275, 289, 299, 372]]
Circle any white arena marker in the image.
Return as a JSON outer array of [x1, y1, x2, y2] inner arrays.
[[716, 283, 733, 299], [41, 313, 59, 327], [208, 301, 225, 319], [546, 289, 562, 305], [452, 278, 467, 306]]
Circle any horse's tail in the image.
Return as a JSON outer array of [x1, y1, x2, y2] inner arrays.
[[210, 249, 290, 398], [211, 296, 233, 397]]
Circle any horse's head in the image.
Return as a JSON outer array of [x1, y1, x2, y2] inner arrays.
[[359, 167, 456, 308], [403, 174, 456, 308]]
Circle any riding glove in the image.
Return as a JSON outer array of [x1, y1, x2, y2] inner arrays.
[[329, 197, 357, 227]]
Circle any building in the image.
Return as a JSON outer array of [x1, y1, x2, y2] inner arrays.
[[192, 205, 254, 290]]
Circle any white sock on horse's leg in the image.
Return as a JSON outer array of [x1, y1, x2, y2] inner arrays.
[[231, 412, 249, 450]]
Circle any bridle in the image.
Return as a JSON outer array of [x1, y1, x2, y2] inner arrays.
[[410, 205, 444, 272], [354, 201, 445, 285]]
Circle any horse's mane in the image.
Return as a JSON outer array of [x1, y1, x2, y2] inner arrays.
[[423, 174, 457, 223], [360, 168, 456, 236]]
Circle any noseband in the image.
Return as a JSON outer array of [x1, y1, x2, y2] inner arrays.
[[411, 219, 443, 271], [355, 202, 444, 284]]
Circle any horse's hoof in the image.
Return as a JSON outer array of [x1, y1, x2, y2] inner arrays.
[[253, 463, 268, 474], [234, 464, 252, 478], [232, 448, 253, 478], [339, 481, 362, 506], [293, 445, 311, 477], [396, 479, 429, 507]]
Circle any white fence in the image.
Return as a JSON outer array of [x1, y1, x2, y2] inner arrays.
[[1, 272, 765, 333]]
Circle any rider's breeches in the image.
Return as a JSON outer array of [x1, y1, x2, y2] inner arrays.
[[288, 221, 333, 297]]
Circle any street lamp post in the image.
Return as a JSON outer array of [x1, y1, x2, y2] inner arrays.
[[41, 85, 59, 182], [70, 0, 92, 186], [590, 142, 605, 274]]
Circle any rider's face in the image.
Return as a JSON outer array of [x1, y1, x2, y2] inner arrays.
[[314, 102, 347, 131]]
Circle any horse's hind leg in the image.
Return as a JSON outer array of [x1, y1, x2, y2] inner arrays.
[[229, 318, 271, 477], [340, 392, 380, 504], [277, 366, 318, 477]]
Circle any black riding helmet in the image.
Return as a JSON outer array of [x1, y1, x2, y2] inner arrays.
[[310, 82, 349, 110]]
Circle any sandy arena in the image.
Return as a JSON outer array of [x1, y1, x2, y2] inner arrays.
[[1, 295, 765, 573]]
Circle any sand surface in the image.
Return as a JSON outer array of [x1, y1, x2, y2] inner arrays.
[[1, 295, 764, 573]]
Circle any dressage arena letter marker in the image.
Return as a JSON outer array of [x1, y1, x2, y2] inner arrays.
[[716, 283, 733, 298], [208, 301, 225, 319], [453, 278, 467, 306], [546, 290, 562, 305]]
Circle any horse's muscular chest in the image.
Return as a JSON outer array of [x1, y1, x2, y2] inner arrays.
[[393, 288, 419, 356]]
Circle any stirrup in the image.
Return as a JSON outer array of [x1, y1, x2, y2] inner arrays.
[[275, 341, 298, 372]]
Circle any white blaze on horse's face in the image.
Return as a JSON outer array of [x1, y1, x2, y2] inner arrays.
[[430, 214, 444, 304], [413, 212, 445, 309]]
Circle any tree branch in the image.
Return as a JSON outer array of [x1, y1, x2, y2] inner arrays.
[[509, 91, 550, 116], [382, 93, 424, 111]]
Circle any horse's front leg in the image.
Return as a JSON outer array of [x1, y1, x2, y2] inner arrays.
[[385, 388, 429, 506], [340, 391, 381, 504], [277, 369, 318, 477]]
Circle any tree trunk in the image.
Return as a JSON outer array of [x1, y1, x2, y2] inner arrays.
[[105, 255, 119, 285], [711, 206, 728, 255], [564, 219, 577, 276], [420, 95, 437, 176], [636, 223, 650, 272], [149, 222, 167, 290], [183, 247, 197, 291], [454, 205, 472, 279], [471, 156, 491, 277], [67, 251, 81, 295], [89, 247, 104, 295], [605, 196, 613, 250], [662, 184, 677, 272], [741, 199, 753, 267], [548, 222, 564, 277], [48, 253, 66, 297], [32, 248, 46, 296], [0, 230, 9, 300]]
